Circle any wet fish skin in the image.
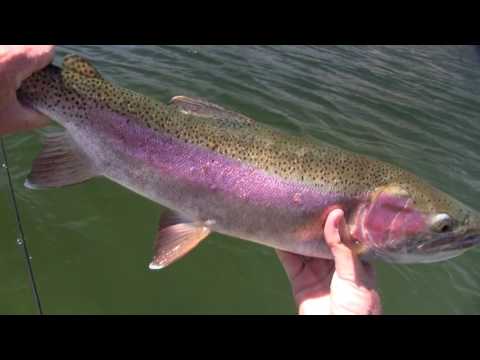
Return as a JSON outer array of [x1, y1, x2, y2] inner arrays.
[[16, 55, 480, 267]]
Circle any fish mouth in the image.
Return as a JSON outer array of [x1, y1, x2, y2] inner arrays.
[[416, 232, 480, 253], [364, 231, 480, 264]]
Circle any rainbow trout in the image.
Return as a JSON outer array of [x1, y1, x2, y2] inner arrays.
[[17, 55, 480, 269]]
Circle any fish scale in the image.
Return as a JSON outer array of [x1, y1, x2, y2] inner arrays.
[[15, 54, 480, 267]]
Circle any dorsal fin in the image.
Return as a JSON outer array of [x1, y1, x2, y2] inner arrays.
[[62, 54, 103, 79], [169, 96, 255, 126]]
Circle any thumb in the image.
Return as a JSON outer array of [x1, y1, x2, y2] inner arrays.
[[20, 45, 55, 79], [324, 208, 365, 283], [9, 45, 56, 88]]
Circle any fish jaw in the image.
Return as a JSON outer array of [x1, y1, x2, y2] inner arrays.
[[349, 185, 480, 263]]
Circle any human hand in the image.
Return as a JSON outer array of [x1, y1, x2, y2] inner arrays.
[[0, 45, 55, 135], [276, 208, 382, 315]]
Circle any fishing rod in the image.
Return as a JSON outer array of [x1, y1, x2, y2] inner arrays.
[[0, 137, 43, 315]]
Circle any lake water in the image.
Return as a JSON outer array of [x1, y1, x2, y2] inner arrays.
[[1, 45, 480, 314]]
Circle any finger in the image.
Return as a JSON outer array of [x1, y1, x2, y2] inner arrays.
[[26, 45, 55, 70], [17, 45, 56, 85], [0, 46, 54, 67], [324, 208, 364, 283], [0, 100, 50, 134], [1, 45, 56, 88], [0, 45, 28, 56]]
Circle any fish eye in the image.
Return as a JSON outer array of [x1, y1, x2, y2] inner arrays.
[[431, 213, 454, 233]]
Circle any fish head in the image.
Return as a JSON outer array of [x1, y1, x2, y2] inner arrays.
[[350, 182, 480, 264]]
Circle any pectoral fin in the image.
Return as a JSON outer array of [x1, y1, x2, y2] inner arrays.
[[149, 211, 211, 270], [169, 95, 255, 126]]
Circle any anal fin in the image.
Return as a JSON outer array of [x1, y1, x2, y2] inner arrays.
[[149, 211, 212, 270], [25, 130, 98, 189]]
